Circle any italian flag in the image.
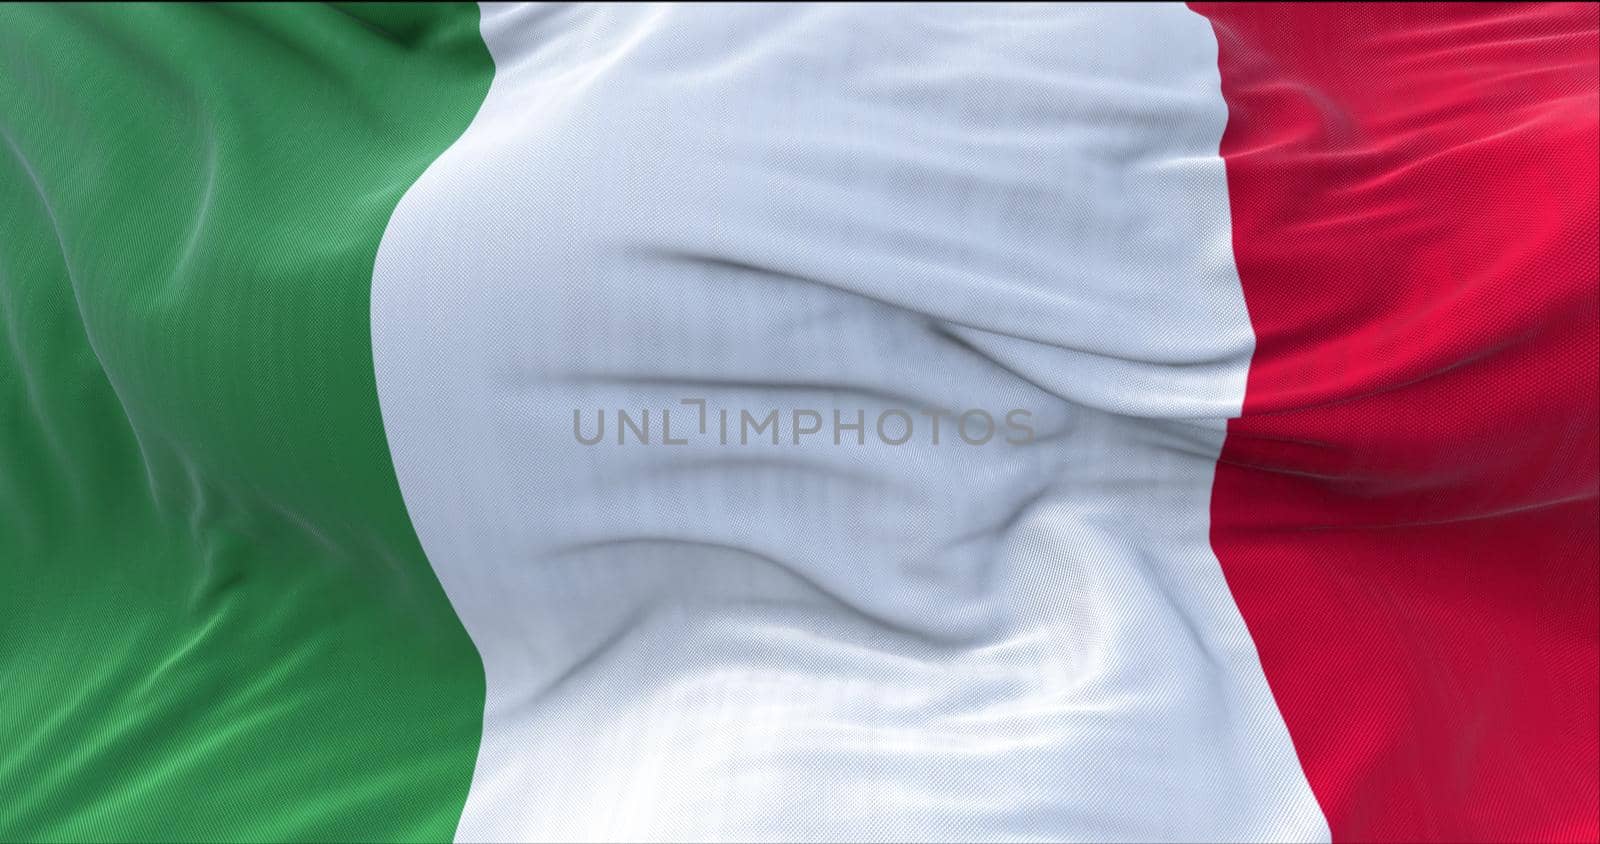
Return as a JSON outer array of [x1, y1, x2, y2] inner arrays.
[[2, 4, 1595, 842]]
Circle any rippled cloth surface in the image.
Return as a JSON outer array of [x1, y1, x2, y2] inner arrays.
[[1, 3, 1595, 842]]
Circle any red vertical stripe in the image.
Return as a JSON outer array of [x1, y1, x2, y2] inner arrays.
[[1191, 3, 1599, 841]]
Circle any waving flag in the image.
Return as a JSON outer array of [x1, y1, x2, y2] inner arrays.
[[2, 4, 1595, 842]]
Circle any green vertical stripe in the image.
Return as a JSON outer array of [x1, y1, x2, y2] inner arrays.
[[0, 4, 493, 840]]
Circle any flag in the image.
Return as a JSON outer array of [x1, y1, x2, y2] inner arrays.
[[1, 3, 1595, 841]]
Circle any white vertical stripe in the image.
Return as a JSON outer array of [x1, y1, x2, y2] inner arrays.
[[373, 3, 1328, 841]]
